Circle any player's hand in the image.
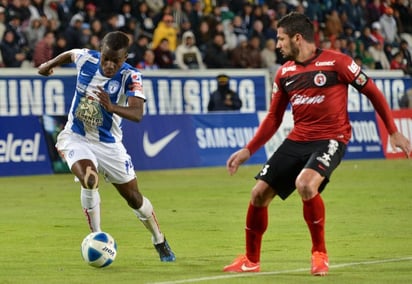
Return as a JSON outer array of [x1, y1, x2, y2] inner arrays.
[[38, 62, 54, 76], [95, 86, 113, 112], [389, 131, 411, 158], [226, 148, 251, 175]]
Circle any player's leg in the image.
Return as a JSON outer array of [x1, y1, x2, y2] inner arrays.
[[99, 142, 175, 262], [224, 139, 305, 273], [296, 139, 346, 276], [56, 131, 102, 232], [71, 159, 102, 232], [113, 180, 176, 262]]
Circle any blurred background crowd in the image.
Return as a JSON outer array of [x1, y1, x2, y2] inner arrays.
[[0, 0, 412, 75]]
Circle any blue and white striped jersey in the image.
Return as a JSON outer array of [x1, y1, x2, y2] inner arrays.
[[64, 48, 146, 143]]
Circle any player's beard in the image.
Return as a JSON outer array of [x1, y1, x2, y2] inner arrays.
[[282, 41, 300, 61]]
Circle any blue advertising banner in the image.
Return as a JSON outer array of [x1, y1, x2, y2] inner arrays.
[[193, 113, 266, 166], [0, 69, 269, 116], [122, 115, 201, 170], [0, 116, 52, 176]]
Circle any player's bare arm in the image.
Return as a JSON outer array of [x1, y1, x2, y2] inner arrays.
[[226, 148, 251, 175], [95, 86, 144, 122], [37, 50, 74, 76]]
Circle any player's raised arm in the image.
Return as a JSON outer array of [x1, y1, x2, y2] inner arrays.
[[38, 50, 75, 76]]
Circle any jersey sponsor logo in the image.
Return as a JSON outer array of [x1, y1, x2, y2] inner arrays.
[[315, 60, 335, 66], [0, 133, 41, 162], [291, 94, 325, 105], [281, 65, 296, 75], [314, 73, 327, 87], [143, 130, 180, 157], [75, 97, 103, 126], [348, 60, 360, 74]]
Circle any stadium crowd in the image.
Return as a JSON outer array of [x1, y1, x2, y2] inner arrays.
[[0, 0, 412, 75]]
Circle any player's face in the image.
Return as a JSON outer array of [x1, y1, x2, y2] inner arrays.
[[276, 27, 299, 61], [100, 45, 128, 78]]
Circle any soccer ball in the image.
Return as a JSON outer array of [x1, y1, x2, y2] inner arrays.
[[81, 232, 117, 268]]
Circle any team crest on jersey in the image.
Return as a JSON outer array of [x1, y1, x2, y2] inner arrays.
[[314, 72, 327, 86], [107, 80, 120, 94], [75, 97, 103, 127]]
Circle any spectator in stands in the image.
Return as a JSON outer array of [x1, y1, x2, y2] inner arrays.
[[365, 0, 382, 26], [368, 40, 390, 70], [379, 7, 399, 45], [359, 26, 378, 50], [32, 30, 55, 67], [195, 20, 212, 57], [152, 14, 178, 52], [101, 13, 119, 35], [0, 6, 5, 40], [203, 32, 232, 68], [324, 9, 343, 40], [86, 34, 100, 51], [135, 1, 155, 39], [356, 40, 375, 69], [231, 15, 248, 40], [370, 21, 385, 45], [127, 34, 149, 67], [183, 0, 200, 32], [399, 39, 412, 73], [175, 30, 205, 70], [249, 19, 266, 49], [230, 34, 249, 68], [89, 18, 105, 39], [84, 3, 98, 24], [260, 38, 279, 80], [64, 13, 84, 49], [137, 49, 159, 70], [208, 74, 242, 112], [338, 0, 364, 31], [390, 51, 408, 73], [0, 29, 26, 67], [153, 38, 175, 69], [24, 17, 45, 54]]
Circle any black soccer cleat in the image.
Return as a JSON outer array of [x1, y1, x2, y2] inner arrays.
[[154, 238, 176, 262]]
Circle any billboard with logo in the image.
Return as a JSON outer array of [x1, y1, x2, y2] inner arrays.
[[0, 116, 52, 176]]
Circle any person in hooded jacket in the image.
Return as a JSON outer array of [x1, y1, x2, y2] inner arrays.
[[175, 30, 205, 70]]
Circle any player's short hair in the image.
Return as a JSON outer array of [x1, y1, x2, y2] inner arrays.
[[278, 12, 315, 43], [101, 31, 130, 51]]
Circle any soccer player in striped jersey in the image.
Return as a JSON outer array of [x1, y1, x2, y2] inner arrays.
[[223, 12, 410, 276], [38, 31, 176, 262]]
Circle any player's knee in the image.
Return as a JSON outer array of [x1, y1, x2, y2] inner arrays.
[[83, 166, 99, 189], [295, 179, 316, 199]]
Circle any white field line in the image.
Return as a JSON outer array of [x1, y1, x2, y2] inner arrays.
[[148, 256, 412, 284]]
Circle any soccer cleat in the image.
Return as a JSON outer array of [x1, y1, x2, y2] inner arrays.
[[223, 255, 260, 272], [311, 251, 329, 276], [154, 238, 176, 262]]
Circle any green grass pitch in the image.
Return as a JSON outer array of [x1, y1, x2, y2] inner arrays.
[[0, 159, 411, 284]]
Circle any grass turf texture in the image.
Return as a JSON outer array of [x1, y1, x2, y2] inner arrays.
[[0, 159, 411, 284]]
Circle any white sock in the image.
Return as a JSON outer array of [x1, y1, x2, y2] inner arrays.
[[80, 187, 101, 232], [133, 196, 164, 244]]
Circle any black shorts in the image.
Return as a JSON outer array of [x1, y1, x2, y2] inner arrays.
[[255, 139, 346, 200]]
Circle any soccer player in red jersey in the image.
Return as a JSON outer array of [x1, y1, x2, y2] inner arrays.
[[223, 12, 411, 276]]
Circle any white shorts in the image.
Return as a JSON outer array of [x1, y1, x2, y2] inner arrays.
[[56, 129, 136, 184]]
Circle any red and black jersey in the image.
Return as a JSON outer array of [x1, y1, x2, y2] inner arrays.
[[246, 48, 397, 155]]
